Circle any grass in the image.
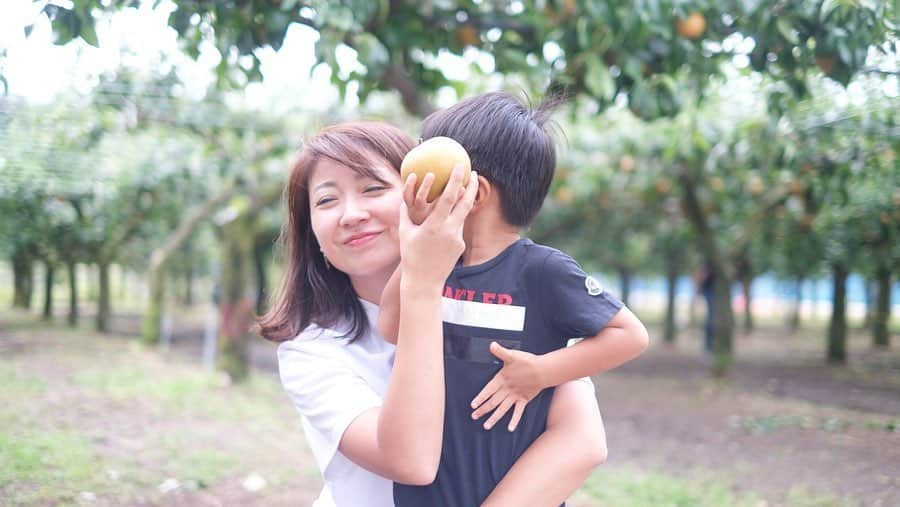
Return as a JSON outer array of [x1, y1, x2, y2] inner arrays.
[[1, 315, 884, 506], [572, 467, 852, 507], [573, 467, 758, 507], [783, 486, 849, 507], [0, 429, 100, 505], [71, 365, 221, 405], [0, 363, 47, 395], [571, 467, 757, 507], [0, 321, 317, 505]]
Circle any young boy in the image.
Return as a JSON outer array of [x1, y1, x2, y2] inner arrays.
[[379, 92, 649, 505]]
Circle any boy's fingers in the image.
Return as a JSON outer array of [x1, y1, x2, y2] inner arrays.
[[483, 398, 515, 430], [427, 164, 466, 223], [489, 341, 515, 363], [508, 401, 526, 432], [471, 376, 499, 409], [471, 389, 504, 420]]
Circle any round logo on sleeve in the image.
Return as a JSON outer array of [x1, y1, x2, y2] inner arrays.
[[585, 276, 604, 296]]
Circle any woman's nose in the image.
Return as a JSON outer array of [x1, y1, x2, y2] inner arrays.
[[339, 197, 371, 227]]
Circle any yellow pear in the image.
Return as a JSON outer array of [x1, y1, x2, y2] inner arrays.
[[401, 137, 472, 202]]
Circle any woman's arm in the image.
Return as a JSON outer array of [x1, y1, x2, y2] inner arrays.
[[377, 266, 402, 345], [339, 166, 477, 484], [481, 379, 606, 506], [378, 172, 438, 346], [339, 284, 447, 484]]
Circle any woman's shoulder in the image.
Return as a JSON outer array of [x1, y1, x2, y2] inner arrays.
[[277, 300, 381, 360], [277, 323, 348, 356]]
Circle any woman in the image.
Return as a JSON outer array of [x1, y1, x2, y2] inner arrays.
[[258, 122, 605, 506]]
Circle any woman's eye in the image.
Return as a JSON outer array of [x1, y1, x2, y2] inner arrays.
[[315, 197, 336, 206], [364, 185, 387, 193]]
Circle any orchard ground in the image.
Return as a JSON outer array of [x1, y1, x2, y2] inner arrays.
[[1, 307, 898, 507]]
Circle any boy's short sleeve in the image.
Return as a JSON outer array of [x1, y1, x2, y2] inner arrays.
[[533, 251, 623, 339], [277, 336, 383, 476]]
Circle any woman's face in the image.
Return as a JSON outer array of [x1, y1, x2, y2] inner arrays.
[[308, 157, 403, 288]]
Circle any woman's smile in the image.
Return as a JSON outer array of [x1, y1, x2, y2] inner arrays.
[[344, 231, 383, 247]]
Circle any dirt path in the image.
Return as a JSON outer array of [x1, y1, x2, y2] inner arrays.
[[30, 312, 900, 505], [249, 324, 900, 505]]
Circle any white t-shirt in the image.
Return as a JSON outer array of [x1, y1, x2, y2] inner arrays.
[[277, 299, 396, 507]]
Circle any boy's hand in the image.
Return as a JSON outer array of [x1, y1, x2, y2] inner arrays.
[[471, 342, 546, 432], [403, 171, 442, 225]]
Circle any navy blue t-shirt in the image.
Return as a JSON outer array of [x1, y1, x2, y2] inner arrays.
[[394, 238, 623, 506]]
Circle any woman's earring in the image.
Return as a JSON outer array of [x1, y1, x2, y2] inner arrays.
[[321, 249, 331, 270]]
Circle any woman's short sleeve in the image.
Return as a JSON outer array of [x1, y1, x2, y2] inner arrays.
[[277, 336, 383, 476]]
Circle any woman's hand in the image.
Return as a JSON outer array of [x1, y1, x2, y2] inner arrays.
[[398, 165, 478, 288], [403, 172, 439, 225], [470, 342, 546, 432]]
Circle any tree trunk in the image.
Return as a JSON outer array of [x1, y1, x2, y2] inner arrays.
[[42, 262, 55, 320], [184, 265, 194, 306], [710, 270, 735, 377], [675, 164, 737, 377], [141, 183, 238, 345], [688, 285, 698, 327], [663, 268, 678, 344], [862, 278, 875, 330], [67, 260, 78, 326], [873, 267, 891, 348], [142, 268, 165, 345], [118, 266, 127, 303], [742, 274, 754, 333], [87, 264, 98, 302], [811, 280, 820, 322], [12, 250, 34, 309], [790, 277, 803, 332], [96, 261, 111, 332], [254, 239, 268, 316], [217, 217, 256, 383], [827, 263, 848, 364], [618, 267, 631, 307]]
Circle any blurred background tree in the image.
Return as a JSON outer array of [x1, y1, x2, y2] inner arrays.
[[0, 0, 895, 379]]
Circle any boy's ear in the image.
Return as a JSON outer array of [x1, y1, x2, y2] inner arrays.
[[472, 174, 492, 210]]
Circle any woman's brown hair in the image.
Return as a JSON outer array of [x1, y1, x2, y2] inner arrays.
[[257, 122, 415, 342]]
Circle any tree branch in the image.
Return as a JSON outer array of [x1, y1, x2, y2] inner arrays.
[[148, 181, 238, 272], [381, 62, 436, 117], [729, 186, 794, 260]]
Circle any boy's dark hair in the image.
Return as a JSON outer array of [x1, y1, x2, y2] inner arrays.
[[421, 92, 563, 227]]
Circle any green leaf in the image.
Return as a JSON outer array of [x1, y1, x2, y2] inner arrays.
[[585, 55, 615, 101], [576, 18, 589, 48], [624, 57, 643, 80], [80, 20, 99, 47], [48, 7, 80, 45], [776, 18, 798, 45], [836, 40, 851, 65], [354, 33, 389, 77], [820, 0, 842, 21]]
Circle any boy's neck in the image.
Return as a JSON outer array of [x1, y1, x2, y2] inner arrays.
[[461, 216, 521, 266]]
